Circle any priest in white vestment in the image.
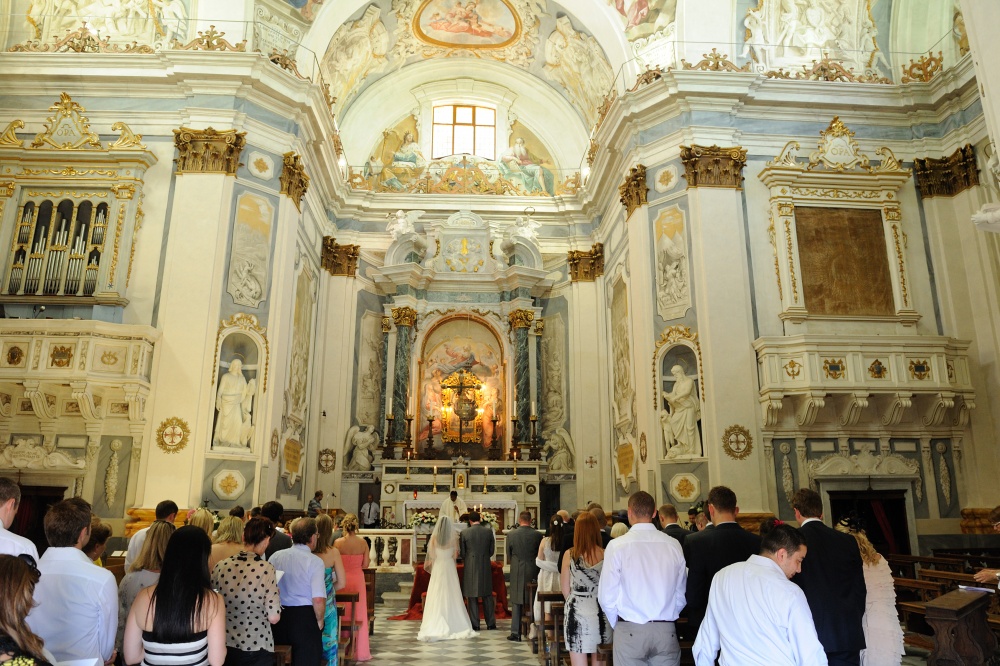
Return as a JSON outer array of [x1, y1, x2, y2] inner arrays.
[[440, 490, 468, 522]]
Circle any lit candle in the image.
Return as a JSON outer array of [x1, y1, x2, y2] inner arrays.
[[433, 465, 437, 474], [485, 466, 488, 475], [513, 449, 518, 460]]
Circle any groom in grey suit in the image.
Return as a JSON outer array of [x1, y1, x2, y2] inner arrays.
[[460, 511, 497, 630]]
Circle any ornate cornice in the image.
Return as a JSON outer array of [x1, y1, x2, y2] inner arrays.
[[619, 165, 648, 217], [279, 152, 310, 211], [170, 25, 246, 52], [680, 48, 752, 72], [567, 243, 604, 282], [681, 145, 748, 189], [8, 23, 154, 54], [172, 127, 246, 175], [508, 309, 535, 329], [914, 145, 980, 198], [391, 306, 417, 328], [321, 237, 359, 277], [765, 57, 891, 84]]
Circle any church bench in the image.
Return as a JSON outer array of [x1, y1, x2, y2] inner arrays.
[[535, 591, 565, 666], [550, 601, 567, 666], [596, 643, 613, 664], [886, 554, 966, 579], [363, 568, 377, 635], [894, 576, 948, 604], [525, 581, 538, 651], [336, 591, 361, 664], [917, 569, 1000, 615], [273, 645, 291, 666]]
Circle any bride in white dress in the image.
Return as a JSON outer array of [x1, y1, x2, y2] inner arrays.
[[417, 516, 479, 642]]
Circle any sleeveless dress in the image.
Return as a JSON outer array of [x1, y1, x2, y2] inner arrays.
[[0, 633, 53, 666], [534, 537, 560, 619], [140, 630, 209, 666], [417, 540, 479, 642], [341, 553, 371, 662], [322, 567, 339, 665], [860, 557, 905, 666], [564, 558, 612, 654]]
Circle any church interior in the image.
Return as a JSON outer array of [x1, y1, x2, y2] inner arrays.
[[1, 0, 1000, 659]]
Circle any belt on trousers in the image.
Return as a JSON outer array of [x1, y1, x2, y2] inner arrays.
[[620, 619, 674, 624]]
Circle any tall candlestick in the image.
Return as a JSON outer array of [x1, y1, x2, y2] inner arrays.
[[531, 401, 536, 417], [483, 467, 488, 494]]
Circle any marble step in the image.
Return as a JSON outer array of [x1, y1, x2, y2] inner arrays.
[[382, 590, 412, 607]]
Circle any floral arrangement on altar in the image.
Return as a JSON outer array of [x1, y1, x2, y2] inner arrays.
[[480, 511, 500, 531], [408, 511, 438, 528]]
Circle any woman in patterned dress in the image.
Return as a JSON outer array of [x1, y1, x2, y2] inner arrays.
[[211, 517, 281, 666], [560, 513, 612, 666], [313, 514, 347, 665]]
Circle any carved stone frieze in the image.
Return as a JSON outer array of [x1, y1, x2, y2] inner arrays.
[[619, 165, 648, 217], [681, 145, 748, 189], [173, 127, 246, 175], [567, 243, 605, 282], [914, 145, 980, 198], [321, 237, 360, 277], [279, 152, 310, 210], [507, 309, 535, 330], [391, 306, 417, 328]]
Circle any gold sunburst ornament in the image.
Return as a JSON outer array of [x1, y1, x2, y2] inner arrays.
[[156, 417, 191, 454], [721, 424, 753, 461]]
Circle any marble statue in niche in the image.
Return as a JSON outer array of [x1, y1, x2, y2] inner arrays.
[[344, 425, 377, 471], [356, 313, 385, 427], [227, 193, 273, 308], [213, 358, 256, 449], [653, 206, 691, 321], [27, 0, 188, 45], [543, 16, 615, 128], [659, 348, 701, 459], [542, 428, 575, 472], [319, 6, 388, 110]]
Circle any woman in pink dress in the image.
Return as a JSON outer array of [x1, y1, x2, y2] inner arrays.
[[334, 514, 371, 662]]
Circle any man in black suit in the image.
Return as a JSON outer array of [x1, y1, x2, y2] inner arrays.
[[682, 486, 761, 634], [658, 504, 691, 546], [791, 488, 866, 666], [589, 505, 612, 547], [261, 500, 292, 559]]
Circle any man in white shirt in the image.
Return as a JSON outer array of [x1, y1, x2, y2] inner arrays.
[[598, 490, 687, 666], [360, 493, 380, 529], [693, 523, 827, 666], [0, 477, 38, 560], [269, 517, 327, 665], [124, 498, 178, 571], [28, 497, 117, 664]]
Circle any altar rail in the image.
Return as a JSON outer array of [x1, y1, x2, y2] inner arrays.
[[359, 527, 508, 572]]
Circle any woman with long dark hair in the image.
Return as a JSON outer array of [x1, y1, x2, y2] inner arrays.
[[123, 526, 226, 666], [0, 554, 51, 666], [533, 517, 564, 640]]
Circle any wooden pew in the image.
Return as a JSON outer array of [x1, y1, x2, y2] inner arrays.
[[336, 591, 361, 664], [363, 568, 376, 635], [886, 554, 966, 579], [925, 589, 999, 664], [525, 581, 538, 650], [550, 601, 567, 666], [535, 592, 565, 666]]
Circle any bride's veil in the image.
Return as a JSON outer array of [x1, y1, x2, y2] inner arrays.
[[426, 515, 455, 568]]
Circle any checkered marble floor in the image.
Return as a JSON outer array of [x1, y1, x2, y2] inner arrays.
[[372, 607, 534, 665]]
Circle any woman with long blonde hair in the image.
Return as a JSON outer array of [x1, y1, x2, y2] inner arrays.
[[560, 512, 612, 666], [0, 554, 49, 666], [188, 509, 215, 538], [118, 521, 176, 650], [313, 514, 346, 665], [836, 516, 904, 666], [208, 516, 244, 570], [334, 514, 371, 661]]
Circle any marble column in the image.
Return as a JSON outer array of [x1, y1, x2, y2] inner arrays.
[[509, 309, 534, 443], [391, 306, 417, 443]]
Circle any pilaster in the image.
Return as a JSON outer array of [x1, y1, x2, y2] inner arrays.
[[391, 306, 417, 442]]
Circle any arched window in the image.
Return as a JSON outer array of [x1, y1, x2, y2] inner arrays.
[[432, 104, 496, 160]]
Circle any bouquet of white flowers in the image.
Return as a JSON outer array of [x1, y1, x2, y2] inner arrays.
[[408, 511, 438, 528], [480, 511, 500, 531]]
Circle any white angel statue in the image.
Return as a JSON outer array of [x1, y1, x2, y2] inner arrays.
[[387, 209, 425, 240], [344, 425, 378, 471]]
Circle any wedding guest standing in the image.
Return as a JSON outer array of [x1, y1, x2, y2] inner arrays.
[[658, 504, 690, 546], [313, 514, 346, 665], [460, 511, 497, 631], [0, 554, 51, 666], [360, 495, 380, 530], [28, 498, 117, 664], [507, 511, 543, 642], [209, 516, 245, 570], [125, 500, 178, 572], [270, 518, 326, 666], [791, 489, 866, 666], [0, 478, 37, 560], [308, 491, 324, 518], [212, 517, 282, 666], [84, 518, 113, 565], [534, 518, 564, 641], [118, 521, 176, 649], [335, 514, 372, 661], [261, 502, 292, 559], [561, 512, 612, 666]]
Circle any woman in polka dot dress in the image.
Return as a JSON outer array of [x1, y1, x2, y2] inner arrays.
[[211, 517, 282, 666]]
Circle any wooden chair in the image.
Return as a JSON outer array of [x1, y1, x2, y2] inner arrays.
[[525, 581, 538, 650], [336, 591, 361, 664], [363, 568, 377, 635], [273, 645, 292, 666]]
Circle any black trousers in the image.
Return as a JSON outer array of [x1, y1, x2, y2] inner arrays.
[[272, 605, 321, 666], [466, 595, 496, 630], [826, 651, 861, 666], [223, 648, 274, 666]]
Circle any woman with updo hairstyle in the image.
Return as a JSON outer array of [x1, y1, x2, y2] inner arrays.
[[334, 514, 371, 661], [209, 516, 245, 570], [188, 509, 215, 539], [211, 517, 281, 666], [0, 554, 51, 666]]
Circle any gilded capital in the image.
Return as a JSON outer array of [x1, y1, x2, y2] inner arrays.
[[567, 243, 605, 282], [280, 151, 310, 211], [391, 306, 418, 328], [0, 181, 14, 198], [321, 237, 360, 277], [381, 316, 391, 333], [508, 309, 535, 329], [172, 127, 246, 175], [914, 145, 979, 198], [619, 165, 648, 217], [534, 319, 545, 334], [680, 145, 748, 189]]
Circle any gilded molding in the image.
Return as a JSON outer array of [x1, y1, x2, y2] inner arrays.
[[594, 90, 617, 132], [30, 93, 101, 150], [567, 243, 604, 282], [8, 23, 154, 54], [213, 313, 270, 392], [767, 214, 782, 299], [652, 325, 705, 402], [155, 416, 190, 454], [391, 306, 417, 328], [783, 218, 799, 303], [914, 145, 980, 198], [0, 120, 24, 147], [721, 424, 753, 460], [534, 319, 545, 334], [173, 127, 246, 175], [628, 65, 665, 91], [619, 165, 648, 217], [680, 48, 752, 72], [106, 203, 126, 288], [109, 122, 146, 150], [170, 25, 246, 51], [680, 145, 747, 189], [901, 51, 943, 84], [585, 139, 599, 167], [381, 316, 391, 333], [0, 182, 14, 198], [765, 57, 891, 84], [268, 49, 307, 79], [507, 309, 535, 329], [279, 152, 310, 211], [320, 237, 360, 277], [891, 223, 909, 307]]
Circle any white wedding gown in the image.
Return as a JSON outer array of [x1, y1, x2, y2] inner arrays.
[[417, 538, 479, 642]]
